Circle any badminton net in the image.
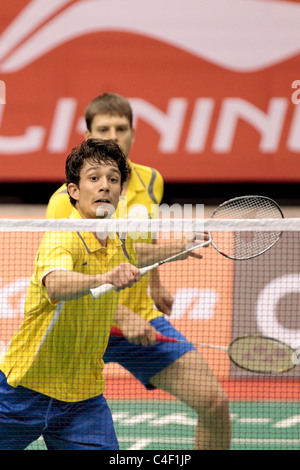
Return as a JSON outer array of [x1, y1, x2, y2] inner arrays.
[[0, 217, 299, 450]]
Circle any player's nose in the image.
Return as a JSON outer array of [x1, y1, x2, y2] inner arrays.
[[108, 128, 118, 141], [98, 176, 110, 191]]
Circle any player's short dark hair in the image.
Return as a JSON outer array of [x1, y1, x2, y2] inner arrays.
[[85, 93, 133, 131], [65, 138, 131, 207]]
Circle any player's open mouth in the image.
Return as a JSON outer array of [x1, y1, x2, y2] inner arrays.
[[94, 199, 111, 204]]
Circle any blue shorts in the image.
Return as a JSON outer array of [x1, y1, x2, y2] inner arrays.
[[0, 371, 118, 450], [104, 316, 196, 389]]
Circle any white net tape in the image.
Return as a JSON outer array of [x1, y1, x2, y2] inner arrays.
[[0, 218, 299, 232]]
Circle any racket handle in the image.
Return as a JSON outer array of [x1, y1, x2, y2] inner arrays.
[[110, 326, 178, 343], [139, 263, 158, 276], [90, 262, 159, 299], [90, 283, 115, 298]]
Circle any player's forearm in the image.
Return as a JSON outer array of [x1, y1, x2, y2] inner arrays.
[[134, 240, 186, 267], [147, 239, 163, 287], [149, 268, 161, 286], [44, 270, 109, 301], [114, 304, 137, 325]]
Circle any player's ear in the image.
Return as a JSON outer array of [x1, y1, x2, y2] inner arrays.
[[131, 127, 135, 143], [84, 129, 91, 140], [67, 183, 80, 201]]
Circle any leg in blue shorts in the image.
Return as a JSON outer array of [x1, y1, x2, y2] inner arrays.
[[104, 316, 231, 450], [104, 316, 196, 389], [0, 371, 118, 450]]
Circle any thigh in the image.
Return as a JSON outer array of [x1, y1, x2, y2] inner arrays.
[[0, 371, 46, 450], [43, 394, 119, 450], [149, 349, 228, 410]]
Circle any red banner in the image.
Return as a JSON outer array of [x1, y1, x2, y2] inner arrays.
[[1, 0, 300, 183]]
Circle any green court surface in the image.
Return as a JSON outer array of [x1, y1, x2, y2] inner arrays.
[[26, 400, 300, 450]]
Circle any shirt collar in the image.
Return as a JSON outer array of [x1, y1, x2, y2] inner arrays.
[[69, 207, 122, 254], [121, 161, 145, 206]]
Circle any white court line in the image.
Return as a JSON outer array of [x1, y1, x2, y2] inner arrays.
[[35, 436, 300, 450], [126, 439, 152, 451], [232, 439, 300, 446], [151, 414, 197, 426], [119, 436, 300, 450], [273, 416, 300, 428], [237, 418, 271, 425], [119, 413, 158, 425]]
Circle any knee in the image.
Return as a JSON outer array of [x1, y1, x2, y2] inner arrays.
[[196, 390, 230, 424], [209, 393, 230, 422], [195, 391, 232, 450]]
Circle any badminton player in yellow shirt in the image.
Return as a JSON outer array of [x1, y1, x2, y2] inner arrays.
[[46, 93, 231, 450], [0, 139, 145, 450]]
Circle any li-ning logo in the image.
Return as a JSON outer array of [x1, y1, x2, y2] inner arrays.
[[1, 0, 300, 73], [0, 80, 5, 104], [291, 80, 300, 105]]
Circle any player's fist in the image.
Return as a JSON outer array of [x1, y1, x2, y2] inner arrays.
[[106, 263, 141, 291]]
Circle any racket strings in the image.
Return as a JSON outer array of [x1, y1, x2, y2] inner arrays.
[[228, 337, 295, 374], [210, 196, 283, 260]]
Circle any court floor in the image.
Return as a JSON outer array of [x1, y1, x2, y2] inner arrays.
[[26, 399, 300, 450]]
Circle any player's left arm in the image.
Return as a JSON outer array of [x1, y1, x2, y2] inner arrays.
[[149, 169, 174, 316], [144, 170, 207, 315], [134, 238, 204, 267], [135, 235, 205, 315]]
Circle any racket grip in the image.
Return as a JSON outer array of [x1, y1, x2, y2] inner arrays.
[[110, 326, 178, 344], [90, 263, 158, 299], [139, 264, 158, 276], [90, 283, 115, 298], [110, 326, 124, 337], [155, 333, 178, 343]]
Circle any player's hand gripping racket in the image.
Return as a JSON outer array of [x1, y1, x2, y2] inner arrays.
[[90, 195, 283, 299], [110, 327, 296, 374]]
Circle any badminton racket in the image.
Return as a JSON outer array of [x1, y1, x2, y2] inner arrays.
[[110, 326, 296, 374], [90, 195, 283, 299]]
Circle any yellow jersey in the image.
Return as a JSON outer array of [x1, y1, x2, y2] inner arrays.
[[46, 161, 164, 323], [0, 208, 136, 402]]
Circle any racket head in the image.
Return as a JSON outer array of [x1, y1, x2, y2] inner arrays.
[[227, 335, 296, 374], [209, 195, 284, 260]]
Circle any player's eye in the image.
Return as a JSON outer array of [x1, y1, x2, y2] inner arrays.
[[109, 176, 120, 183], [96, 128, 108, 134]]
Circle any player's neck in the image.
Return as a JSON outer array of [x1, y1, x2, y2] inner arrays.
[[94, 233, 107, 247], [121, 179, 129, 196]]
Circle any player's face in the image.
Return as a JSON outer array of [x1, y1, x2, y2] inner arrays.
[[68, 160, 122, 219], [85, 114, 135, 158]]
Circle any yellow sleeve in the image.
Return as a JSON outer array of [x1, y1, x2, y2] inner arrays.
[[153, 169, 164, 205], [46, 184, 73, 219], [151, 169, 164, 218], [29, 232, 76, 307], [35, 232, 75, 281]]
